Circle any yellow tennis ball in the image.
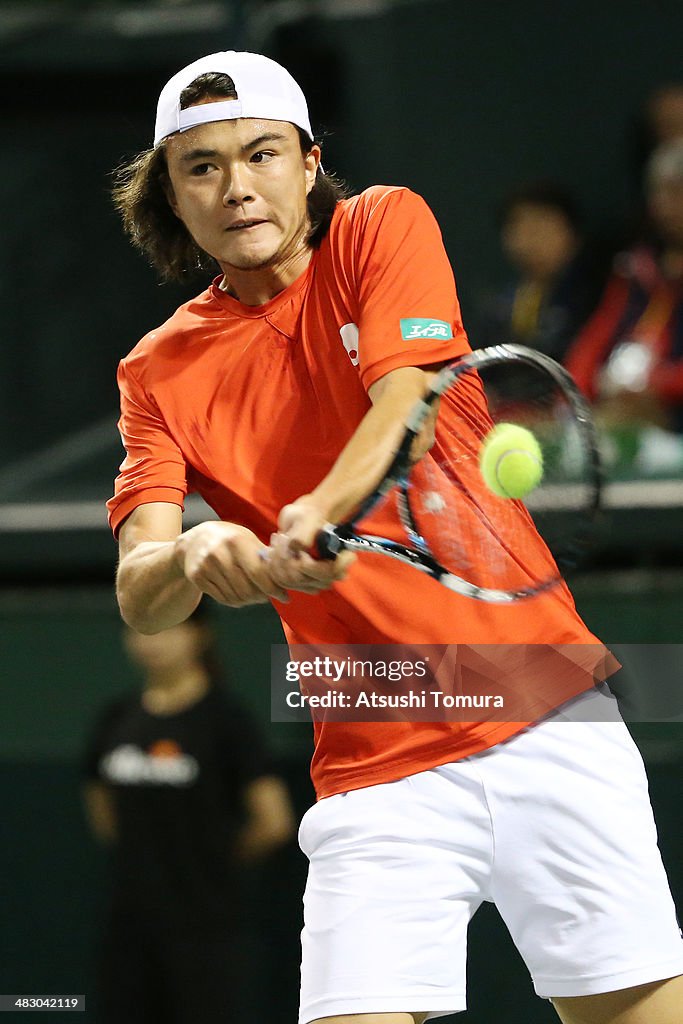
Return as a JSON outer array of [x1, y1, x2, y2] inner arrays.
[[479, 423, 544, 499]]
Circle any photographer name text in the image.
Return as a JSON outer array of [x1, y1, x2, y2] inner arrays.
[[286, 690, 505, 709]]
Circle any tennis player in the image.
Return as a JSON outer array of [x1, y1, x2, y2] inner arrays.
[[108, 51, 683, 1024]]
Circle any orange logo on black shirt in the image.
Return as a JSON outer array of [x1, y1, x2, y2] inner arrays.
[[148, 739, 183, 759], [100, 742, 199, 786]]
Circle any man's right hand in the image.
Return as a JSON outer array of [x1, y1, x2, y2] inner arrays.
[[175, 521, 289, 606]]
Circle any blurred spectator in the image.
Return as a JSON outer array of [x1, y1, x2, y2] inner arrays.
[[632, 84, 683, 195], [566, 139, 683, 435], [476, 182, 601, 362], [647, 84, 683, 146], [83, 605, 295, 1024]]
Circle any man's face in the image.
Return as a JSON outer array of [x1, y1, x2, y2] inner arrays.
[[502, 203, 578, 281], [124, 622, 205, 677], [648, 176, 683, 247], [164, 116, 320, 275], [648, 88, 683, 145]]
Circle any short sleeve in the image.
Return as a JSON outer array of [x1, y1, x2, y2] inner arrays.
[[107, 358, 189, 538], [353, 188, 471, 390]]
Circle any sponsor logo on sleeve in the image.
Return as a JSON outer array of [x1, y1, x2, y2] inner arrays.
[[339, 323, 360, 366], [400, 318, 453, 341]]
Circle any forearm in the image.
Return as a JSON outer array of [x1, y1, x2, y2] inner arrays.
[[234, 777, 296, 863], [311, 366, 434, 523], [82, 783, 118, 845], [117, 539, 201, 634]]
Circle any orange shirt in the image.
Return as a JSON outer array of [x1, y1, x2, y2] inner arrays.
[[108, 186, 607, 799]]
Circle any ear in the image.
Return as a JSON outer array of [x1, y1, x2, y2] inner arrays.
[[304, 144, 322, 195], [162, 171, 181, 219]]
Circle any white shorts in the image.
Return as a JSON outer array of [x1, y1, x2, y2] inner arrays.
[[298, 687, 683, 1022]]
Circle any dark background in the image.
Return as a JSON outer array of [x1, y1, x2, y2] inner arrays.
[[1, 2, 682, 1022], [4, 0, 683, 468]]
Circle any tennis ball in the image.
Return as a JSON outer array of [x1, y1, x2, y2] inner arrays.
[[479, 423, 543, 499]]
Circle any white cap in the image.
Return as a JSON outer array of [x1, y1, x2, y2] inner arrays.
[[154, 50, 314, 148]]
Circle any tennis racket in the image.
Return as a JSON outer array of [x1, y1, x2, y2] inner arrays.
[[316, 344, 602, 602]]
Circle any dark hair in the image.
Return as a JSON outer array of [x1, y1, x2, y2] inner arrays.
[[497, 181, 582, 234], [112, 72, 348, 281]]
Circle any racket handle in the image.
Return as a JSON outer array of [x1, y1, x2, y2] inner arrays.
[[315, 527, 344, 560]]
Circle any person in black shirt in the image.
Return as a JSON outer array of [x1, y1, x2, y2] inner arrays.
[[83, 605, 295, 1024]]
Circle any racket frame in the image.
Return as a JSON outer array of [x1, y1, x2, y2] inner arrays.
[[316, 344, 603, 603]]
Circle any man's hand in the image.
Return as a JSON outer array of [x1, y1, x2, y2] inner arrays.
[[175, 521, 289, 606], [266, 496, 356, 592]]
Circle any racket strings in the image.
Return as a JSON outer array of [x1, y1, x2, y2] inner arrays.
[[327, 345, 602, 602], [410, 442, 551, 590], [404, 362, 595, 591]]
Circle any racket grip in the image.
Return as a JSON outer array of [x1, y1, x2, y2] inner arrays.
[[315, 528, 344, 560]]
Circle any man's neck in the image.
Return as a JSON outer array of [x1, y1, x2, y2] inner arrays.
[[219, 246, 313, 306]]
